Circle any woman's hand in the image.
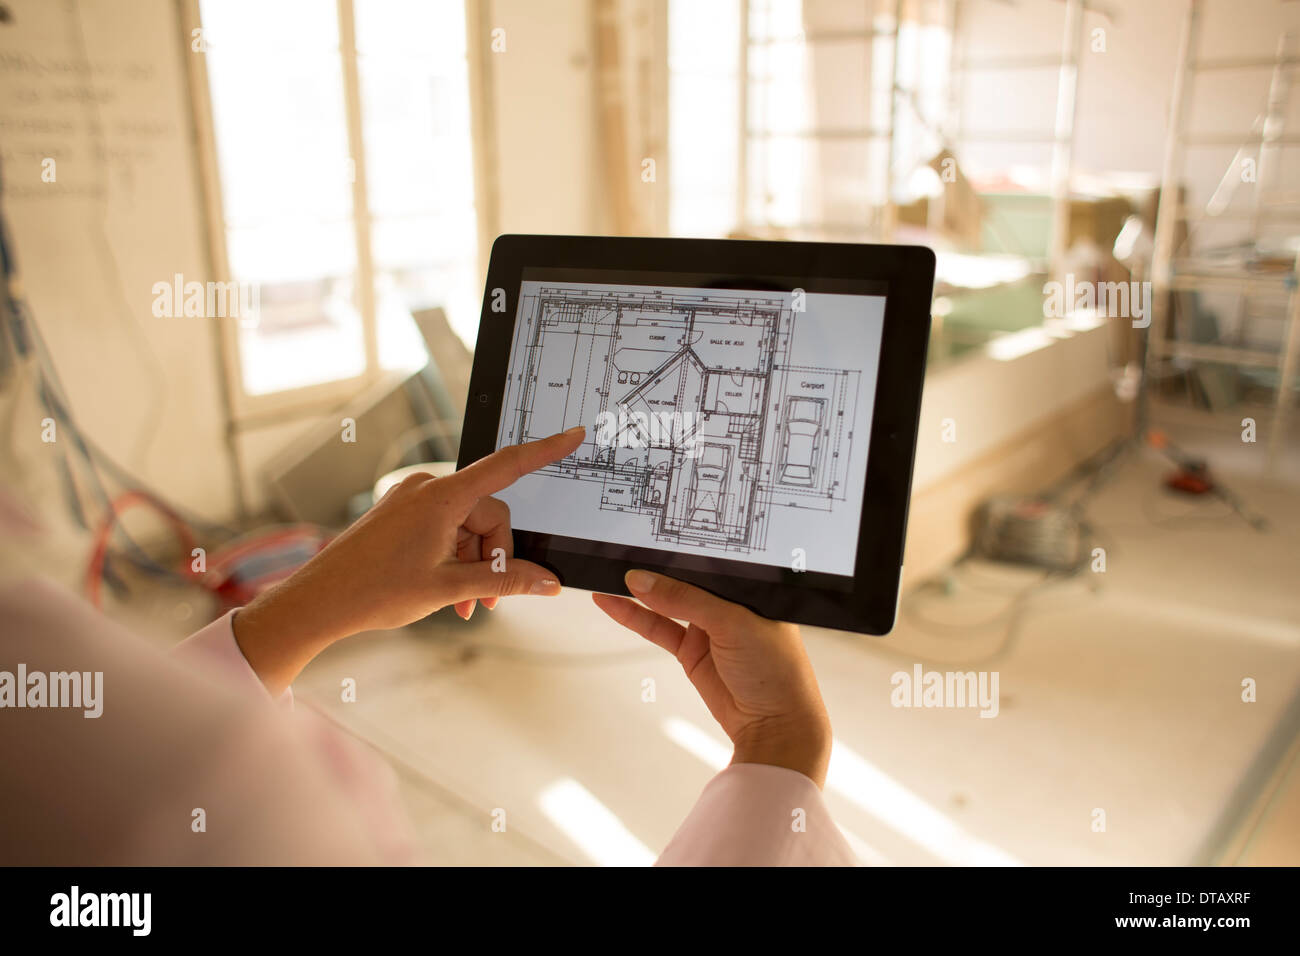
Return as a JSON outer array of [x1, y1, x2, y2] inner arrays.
[[232, 426, 585, 697], [592, 571, 833, 788]]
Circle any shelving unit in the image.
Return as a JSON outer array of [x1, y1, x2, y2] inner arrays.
[[1149, 0, 1300, 475]]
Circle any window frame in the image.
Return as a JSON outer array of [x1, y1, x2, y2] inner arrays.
[[180, 0, 495, 425]]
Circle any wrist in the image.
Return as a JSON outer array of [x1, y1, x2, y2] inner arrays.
[[232, 577, 353, 696], [730, 713, 833, 789]]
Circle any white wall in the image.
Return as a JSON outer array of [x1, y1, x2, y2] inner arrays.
[[0, 0, 236, 525]]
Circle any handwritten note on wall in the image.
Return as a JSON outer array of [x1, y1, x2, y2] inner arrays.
[[0, 1, 180, 203]]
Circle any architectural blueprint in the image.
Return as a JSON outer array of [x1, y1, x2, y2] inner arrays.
[[494, 280, 886, 575]]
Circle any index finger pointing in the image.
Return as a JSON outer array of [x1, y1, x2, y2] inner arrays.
[[448, 425, 586, 499]]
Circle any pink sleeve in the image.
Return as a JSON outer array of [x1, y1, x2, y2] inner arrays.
[[172, 610, 293, 708], [0, 578, 416, 864], [172, 609, 420, 865], [656, 763, 858, 866]]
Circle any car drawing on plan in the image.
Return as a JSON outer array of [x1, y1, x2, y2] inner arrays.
[[778, 396, 826, 486], [687, 443, 731, 530]]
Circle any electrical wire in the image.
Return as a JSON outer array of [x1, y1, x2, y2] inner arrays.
[[24, 325, 209, 586], [1125, 487, 1247, 531], [866, 465, 1103, 667], [0, 158, 236, 602], [852, 562, 1100, 669], [872, 429, 1261, 669], [17, 293, 239, 537], [903, 563, 1086, 635], [67, 0, 170, 469], [85, 490, 199, 608]]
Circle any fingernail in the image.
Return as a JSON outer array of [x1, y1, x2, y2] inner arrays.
[[564, 425, 585, 436], [625, 570, 654, 594], [530, 578, 561, 595]]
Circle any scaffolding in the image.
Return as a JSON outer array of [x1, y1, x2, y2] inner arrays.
[[1149, 0, 1300, 475], [945, 0, 1086, 277], [737, 0, 1090, 278]]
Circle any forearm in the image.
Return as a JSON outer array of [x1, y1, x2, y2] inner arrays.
[[232, 570, 357, 698]]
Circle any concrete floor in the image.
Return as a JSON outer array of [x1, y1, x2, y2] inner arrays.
[[290, 439, 1300, 866]]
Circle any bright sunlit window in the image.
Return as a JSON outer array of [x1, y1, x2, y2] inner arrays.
[[668, 0, 741, 237], [355, 0, 480, 365], [199, 0, 479, 399], [744, 0, 811, 231]]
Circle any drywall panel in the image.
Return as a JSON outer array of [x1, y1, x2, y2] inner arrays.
[[0, 0, 234, 520], [913, 321, 1116, 490]]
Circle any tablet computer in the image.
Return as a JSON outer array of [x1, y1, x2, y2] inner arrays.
[[457, 235, 934, 634]]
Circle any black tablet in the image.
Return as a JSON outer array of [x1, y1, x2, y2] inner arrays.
[[457, 235, 934, 634]]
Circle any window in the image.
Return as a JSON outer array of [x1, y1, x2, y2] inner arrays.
[[744, 0, 815, 232], [197, 0, 479, 402], [668, 0, 953, 241], [667, 0, 741, 237], [354, 0, 481, 365]]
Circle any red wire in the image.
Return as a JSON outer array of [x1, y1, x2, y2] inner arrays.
[[84, 490, 333, 611], [84, 491, 199, 609]]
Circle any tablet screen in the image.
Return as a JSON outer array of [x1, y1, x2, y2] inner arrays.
[[492, 268, 887, 580]]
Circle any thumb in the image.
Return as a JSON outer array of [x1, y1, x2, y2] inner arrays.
[[623, 570, 746, 633], [438, 559, 562, 605]]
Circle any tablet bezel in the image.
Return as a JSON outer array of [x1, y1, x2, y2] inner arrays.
[[458, 235, 934, 635]]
